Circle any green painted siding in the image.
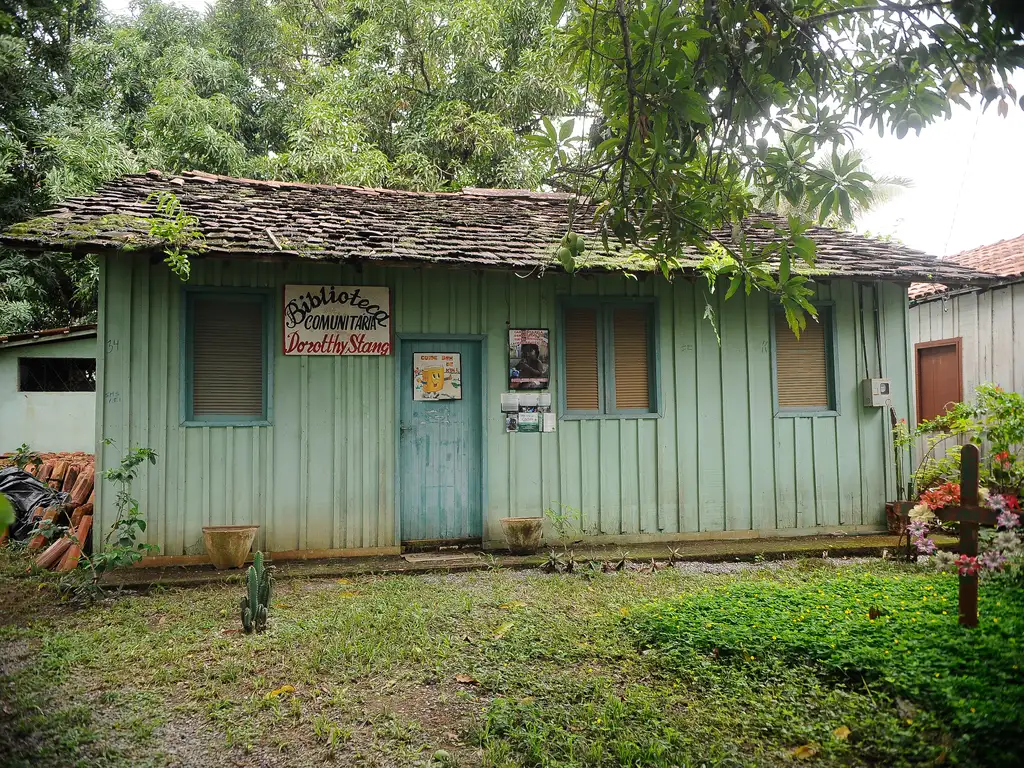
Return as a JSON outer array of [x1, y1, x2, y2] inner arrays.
[[96, 255, 912, 555], [0, 336, 97, 454]]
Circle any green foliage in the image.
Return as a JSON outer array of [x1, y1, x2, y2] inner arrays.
[[240, 550, 272, 633], [542, 500, 582, 553], [8, 443, 42, 471], [912, 384, 1024, 495], [145, 191, 205, 279], [549, 0, 1024, 330], [87, 440, 159, 576], [0, 0, 576, 334], [0, 493, 14, 532], [0, 251, 98, 335], [629, 572, 1024, 765]]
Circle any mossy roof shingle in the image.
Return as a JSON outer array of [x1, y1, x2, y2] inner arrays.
[[0, 170, 997, 286]]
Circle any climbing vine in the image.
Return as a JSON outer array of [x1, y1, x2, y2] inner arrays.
[[145, 192, 205, 280]]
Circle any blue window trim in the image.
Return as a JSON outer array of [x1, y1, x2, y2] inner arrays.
[[557, 296, 661, 420], [769, 301, 840, 418], [180, 287, 275, 427]]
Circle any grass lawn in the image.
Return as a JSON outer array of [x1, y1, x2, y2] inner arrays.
[[0, 551, 1020, 767]]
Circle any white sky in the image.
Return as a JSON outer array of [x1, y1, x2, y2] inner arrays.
[[104, 0, 1023, 258]]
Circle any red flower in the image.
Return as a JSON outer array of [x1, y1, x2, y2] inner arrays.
[[1005, 494, 1019, 511], [919, 482, 961, 510], [995, 450, 1011, 465], [956, 554, 980, 576]]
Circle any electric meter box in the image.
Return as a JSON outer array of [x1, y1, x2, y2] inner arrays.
[[862, 378, 892, 407]]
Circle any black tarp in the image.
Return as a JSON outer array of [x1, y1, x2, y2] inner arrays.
[[0, 467, 70, 541]]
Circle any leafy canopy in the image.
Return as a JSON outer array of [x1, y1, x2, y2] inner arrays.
[[0, 0, 573, 331], [542, 0, 1024, 329]]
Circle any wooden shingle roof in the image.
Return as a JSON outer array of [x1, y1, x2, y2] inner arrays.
[[0, 170, 996, 286], [909, 233, 1024, 300]]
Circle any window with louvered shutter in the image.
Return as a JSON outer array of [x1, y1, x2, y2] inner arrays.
[[564, 308, 600, 411], [613, 309, 650, 410], [188, 295, 267, 421], [561, 300, 657, 416], [774, 309, 834, 411]]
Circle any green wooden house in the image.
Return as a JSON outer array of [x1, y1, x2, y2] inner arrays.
[[0, 171, 991, 560]]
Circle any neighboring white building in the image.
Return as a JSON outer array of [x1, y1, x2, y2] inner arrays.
[[909, 234, 1024, 425], [0, 325, 97, 454]]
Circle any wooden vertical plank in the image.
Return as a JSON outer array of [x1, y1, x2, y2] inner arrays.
[[653, 279, 678, 532], [720, 287, 752, 531], [674, 280, 698, 532], [599, 419, 621, 534], [1013, 284, 1024, 395], [618, 420, 640, 535], [744, 289, 777, 532], [833, 281, 864, 525], [694, 288, 725, 531], [793, 418, 816, 529], [991, 286, 1014, 389]]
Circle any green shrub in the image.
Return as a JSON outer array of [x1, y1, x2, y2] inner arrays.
[[628, 571, 1024, 765]]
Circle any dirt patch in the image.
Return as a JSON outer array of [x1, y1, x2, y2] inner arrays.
[[363, 682, 486, 765]]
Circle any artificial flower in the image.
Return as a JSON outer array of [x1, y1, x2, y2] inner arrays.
[[914, 537, 938, 555], [931, 550, 958, 572], [920, 483, 960, 510], [908, 503, 935, 523], [956, 555, 980, 576], [996, 510, 1020, 530], [979, 550, 1007, 571]]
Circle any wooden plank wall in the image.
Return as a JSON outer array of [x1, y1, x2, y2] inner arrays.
[[910, 282, 1024, 402], [96, 255, 910, 554], [909, 281, 1024, 464]]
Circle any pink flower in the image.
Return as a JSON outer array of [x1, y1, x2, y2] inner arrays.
[[956, 555, 980, 576], [980, 550, 1007, 571], [907, 520, 930, 539], [914, 537, 938, 555], [996, 510, 1020, 530]]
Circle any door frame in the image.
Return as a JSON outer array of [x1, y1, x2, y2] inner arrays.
[[914, 337, 962, 424], [394, 333, 489, 547]]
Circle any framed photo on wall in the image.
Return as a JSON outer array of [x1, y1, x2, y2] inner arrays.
[[508, 329, 550, 390]]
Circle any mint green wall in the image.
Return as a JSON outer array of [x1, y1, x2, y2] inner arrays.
[[95, 255, 912, 556], [0, 336, 97, 454]]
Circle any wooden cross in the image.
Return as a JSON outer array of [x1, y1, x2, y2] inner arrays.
[[931, 444, 1001, 627]]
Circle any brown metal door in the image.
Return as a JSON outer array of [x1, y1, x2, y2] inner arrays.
[[916, 339, 962, 422]]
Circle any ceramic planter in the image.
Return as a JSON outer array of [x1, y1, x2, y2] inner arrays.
[[202, 525, 259, 569], [499, 517, 544, 554]]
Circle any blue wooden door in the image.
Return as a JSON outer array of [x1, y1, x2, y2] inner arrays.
[[399, 340, 483, 543]]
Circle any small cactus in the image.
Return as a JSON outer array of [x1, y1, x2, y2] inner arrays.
[[240, 551, 273, 634]]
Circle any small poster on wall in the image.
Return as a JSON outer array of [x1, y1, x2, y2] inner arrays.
[[413, 353, 462, 400], [508, 329, 550, 389]]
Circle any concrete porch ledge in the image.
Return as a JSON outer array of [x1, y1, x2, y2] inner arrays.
[[102, 532, 940, 590]]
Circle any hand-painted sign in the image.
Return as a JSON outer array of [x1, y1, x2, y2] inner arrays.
[[283, 285, 392, 355], [413, 353, 462, 400]]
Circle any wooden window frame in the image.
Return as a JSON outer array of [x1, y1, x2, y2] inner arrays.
[[557, 296, 660, 420], [180, 288, 275, 427], [769, 302, 840, 417], [914, 337, 963, 424]]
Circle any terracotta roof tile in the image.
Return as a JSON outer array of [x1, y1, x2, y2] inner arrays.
[[908, 233, 1024, 299], [0, 324, 97, 348], [0, 170, 995, 286]]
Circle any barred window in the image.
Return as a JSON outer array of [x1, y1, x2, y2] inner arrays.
[[18, 358, 96, 392]]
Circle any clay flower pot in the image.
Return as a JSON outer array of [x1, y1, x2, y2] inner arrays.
[[500, 517, 544, 554], [203, 525, 259, 569]]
